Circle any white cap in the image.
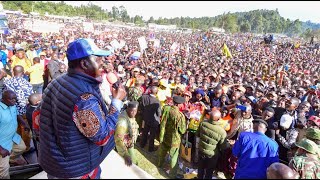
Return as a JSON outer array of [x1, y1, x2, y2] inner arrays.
[[280, 114, 294, 130]]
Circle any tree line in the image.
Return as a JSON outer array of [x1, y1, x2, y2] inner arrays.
[[2, 1, 320, 38]]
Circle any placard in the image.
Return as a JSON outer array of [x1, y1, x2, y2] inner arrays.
[[138, 36, 148, 51]]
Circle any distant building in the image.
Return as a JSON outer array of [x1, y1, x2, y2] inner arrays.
[[148, 23, 176, 31], [209, 27, 225, 33], [29, 12, 40, 16]]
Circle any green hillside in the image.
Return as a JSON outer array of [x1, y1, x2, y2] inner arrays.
[[2, 1, 320, 38]]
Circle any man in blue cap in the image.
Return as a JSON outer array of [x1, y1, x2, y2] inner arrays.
[[38, 38, 127, 179]]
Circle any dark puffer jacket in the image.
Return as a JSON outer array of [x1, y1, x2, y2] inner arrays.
[[197, 120, 228, 157], [39, 69, 116, 178]]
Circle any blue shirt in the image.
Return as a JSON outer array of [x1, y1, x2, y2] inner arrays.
[[233, 131, 279, 179], [0, 50, 7, 65], [36, 48, 42, 56], [0, 102, 21, 151]]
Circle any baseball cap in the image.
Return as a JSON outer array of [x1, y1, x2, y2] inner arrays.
[[67, 38, 111, 61], [173, 95, 185, 104], [280, 114, 294, 130]]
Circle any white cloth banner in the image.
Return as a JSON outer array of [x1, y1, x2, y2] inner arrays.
[[23, 20, 62, 33]]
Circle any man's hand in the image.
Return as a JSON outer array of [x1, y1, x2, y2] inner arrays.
[[228, 139, 235, 146], [18, 115, 30, 132], [112, 83, 127, 101], [296, 123, 305, 129], [0, 146, 10, 158], [124, 155, 132, 166], [275, 129, 280, 135]]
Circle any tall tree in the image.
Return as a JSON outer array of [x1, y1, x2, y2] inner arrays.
[[119, 5, 129, 22], [148, 16, 155, 23], [112, 6, 119, 20]]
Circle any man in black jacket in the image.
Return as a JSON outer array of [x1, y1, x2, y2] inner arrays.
[[47, 53, 62, 83], [139, 86, 161, 152], [274, 97, 300, 164]]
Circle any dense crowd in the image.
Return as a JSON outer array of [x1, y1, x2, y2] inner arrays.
[[0, 14, 320, 179]]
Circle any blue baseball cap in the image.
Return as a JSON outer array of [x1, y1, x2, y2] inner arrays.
[[67, 38, 111, 61]]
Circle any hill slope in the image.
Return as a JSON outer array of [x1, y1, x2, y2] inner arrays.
[[2, 1, 319, 36]]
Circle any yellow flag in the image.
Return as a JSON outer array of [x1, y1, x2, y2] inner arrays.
[[222, 43, 232, 58]]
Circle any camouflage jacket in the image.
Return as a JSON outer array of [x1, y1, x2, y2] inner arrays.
[[114, 111, 139, 157], [159, 105, 186, 148], [289, 155, 320, 179], [276, 128, 299, 149]]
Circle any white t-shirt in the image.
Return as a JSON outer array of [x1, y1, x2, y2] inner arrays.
[[0, 62, 4, 69]]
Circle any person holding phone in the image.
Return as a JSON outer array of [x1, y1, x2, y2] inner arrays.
[[227, 104, 254, 140], [38, 38, 127, 179]]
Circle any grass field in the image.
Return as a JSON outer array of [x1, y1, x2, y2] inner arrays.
[[134, 139, 227, 179], [134, 140, 170, 179]]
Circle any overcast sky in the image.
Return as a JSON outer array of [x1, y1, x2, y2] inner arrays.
[[62, 1, 320, 23]]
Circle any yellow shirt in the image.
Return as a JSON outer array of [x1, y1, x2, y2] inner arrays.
[[218, 118, 232, 132], [11, 55, 32, 71], [27, 63, 44, 84], [170, 83, 186, 91]]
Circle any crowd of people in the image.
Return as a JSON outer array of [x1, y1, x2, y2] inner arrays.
[[0, 14, 320, 179]]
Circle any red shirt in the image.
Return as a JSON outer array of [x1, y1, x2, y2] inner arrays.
[[179, 102, 191, 112], [44, 58, 51, 71]]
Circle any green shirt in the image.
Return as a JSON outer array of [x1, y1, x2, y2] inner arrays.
[[114, 111, 139, 157]]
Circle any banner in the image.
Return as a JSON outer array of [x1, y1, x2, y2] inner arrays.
[[23, 20, 62, 33], [153, 39, 160, 48], [130, 51, 141, 60], [138, 36, 148, 51], [119, 40, 126, 49], [149, 31, 155, 40], [83, 22, 94, 32], [110, 39, 120, 49], [170, 42, 179, 53]]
